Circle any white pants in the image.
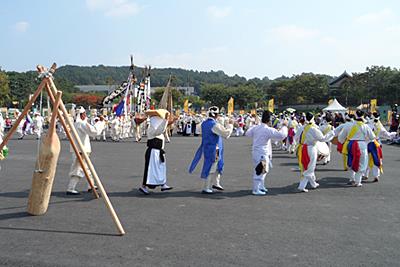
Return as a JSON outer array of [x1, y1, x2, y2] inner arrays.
[[96, 129, 106, 141], [350, 141, 368, 185], [34, 127, 43, 138], [298, 145, 318, 190], [25, 123, 32, 135], [202, 162, 222, 190], [323, 142, 332, 164], [236, 127, 244, 136], [252, 150, 271, 192], [68, 153, 94, 191], [365, 165, 381, 178], [111, 128, 120, 141], [288, 140, 297, 153], [135, 125, 142, 141]]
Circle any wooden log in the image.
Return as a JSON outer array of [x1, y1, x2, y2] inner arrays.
[[27, 92, 62, 215], [44, 84, 99, 199], [46, 78, 126, 235]]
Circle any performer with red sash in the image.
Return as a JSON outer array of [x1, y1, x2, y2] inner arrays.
[[364, 112, 396, 182], [295, 113, 335, 192], [338, 110, 375, 187]]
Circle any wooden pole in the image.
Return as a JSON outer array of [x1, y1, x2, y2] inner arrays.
[[44, 84, 99, 199], [0, 79, 47, 151], [46, 78, 125, 236]]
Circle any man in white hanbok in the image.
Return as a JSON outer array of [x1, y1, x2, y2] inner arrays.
[[66, 107, 100, 195], [338, 110, 375, 187], [246, 111, 288, 195], [33, 112, 45, 139], [295, 113, 335, 192]]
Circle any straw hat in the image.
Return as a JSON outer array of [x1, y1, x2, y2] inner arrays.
[[145, 109, 169, 118]]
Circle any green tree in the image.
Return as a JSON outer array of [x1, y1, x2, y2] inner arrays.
[[200, 83, 230, 108], [0, 69, 10, 106], [152, 87, 183, 105]]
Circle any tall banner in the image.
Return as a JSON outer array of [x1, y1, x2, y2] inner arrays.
[[268, 99, 274, 113], [227, 97, 234, 115], [370, 99, 377, 112], [183, 99, 189, 113]]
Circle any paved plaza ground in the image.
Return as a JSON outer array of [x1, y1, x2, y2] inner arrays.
[[0, 135, 399, 266]]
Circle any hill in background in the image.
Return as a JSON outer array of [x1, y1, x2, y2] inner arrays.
[[56, 65, 253, 93]]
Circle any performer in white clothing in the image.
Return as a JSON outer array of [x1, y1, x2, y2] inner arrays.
[[139, 109, 173, 195], [338, 110, 376, 187], [287, 114, 299, 154], [67, 107, 100, 195], [295, 113, 335, 192], [319, 114, 334, 165], [33, 112, 45, 139], [364, 111, 396, 182], [246, 111, 288, 195]]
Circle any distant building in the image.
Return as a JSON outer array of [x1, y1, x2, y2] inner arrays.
[[176, 86, 195, 96], [329, 71, 353, 105], [329, 71, 352, 89], [76, 85, 117, 93], [151, 86, 196, 96]]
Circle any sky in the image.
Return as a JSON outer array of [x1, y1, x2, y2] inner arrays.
[[1, 0, 400, 79]]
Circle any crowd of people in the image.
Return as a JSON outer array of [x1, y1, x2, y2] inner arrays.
[[0, 104, 399, 196]]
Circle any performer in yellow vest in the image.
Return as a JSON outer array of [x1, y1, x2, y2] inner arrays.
[[295, 113, 335, 192], [363, 111, 396, 182], [338, 110, 376, 187]]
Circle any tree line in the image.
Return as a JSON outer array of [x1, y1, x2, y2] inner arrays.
[[0, 65, 399, 109]]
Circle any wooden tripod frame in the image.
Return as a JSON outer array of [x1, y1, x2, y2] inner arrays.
[[0, 63, 125, 235]]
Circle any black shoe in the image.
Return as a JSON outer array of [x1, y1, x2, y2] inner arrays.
[[212, 185, 224, 191], [87, 186, 98, 193], [161, 186, 173, 192], [66, 191, 80, 195]]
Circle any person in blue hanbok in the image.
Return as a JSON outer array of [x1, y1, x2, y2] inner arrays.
[[189, 106, 233, 194]]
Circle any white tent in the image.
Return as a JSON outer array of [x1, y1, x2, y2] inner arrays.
[[323, 99, 347, 112]]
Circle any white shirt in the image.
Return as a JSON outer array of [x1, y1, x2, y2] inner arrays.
[[211, 119, 233, 139], [147, 116, 168, 148], [319, 122, 334, 135], [295, 123, 334, 146], [334, 121, 353, 136], [246, 124, 288, 154], [369, 121, 395, 140], [338, 121, 375, 144], [71, 118, 99, 153], [288, 118, 299, 130], [33, 116, 44, 127]]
